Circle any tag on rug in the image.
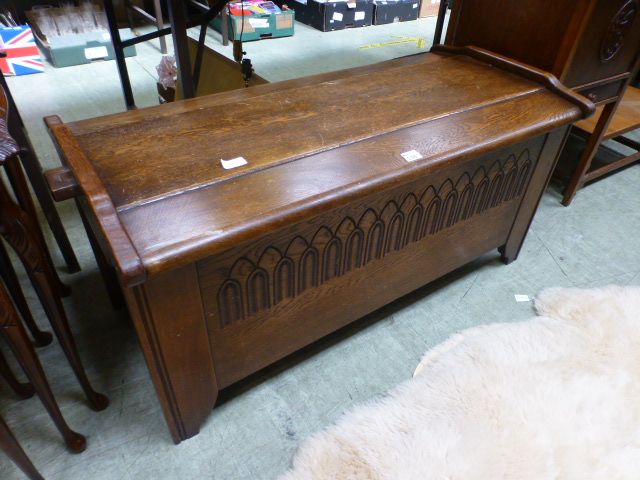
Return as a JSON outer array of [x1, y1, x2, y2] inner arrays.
[[514, 294, 530, 302]]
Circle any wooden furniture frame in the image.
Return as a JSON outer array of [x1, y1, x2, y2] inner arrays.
[[47, 47, 593, 443], [102, 0, 233, 108], [566, 85, 640, 196], [0, 54, 80, 272], [443, 0, 640, 205], [0, 85, 109, 415], [124, 0, 169, 54]]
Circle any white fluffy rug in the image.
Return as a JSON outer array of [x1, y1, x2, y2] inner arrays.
[[279, 286, 640, 480]]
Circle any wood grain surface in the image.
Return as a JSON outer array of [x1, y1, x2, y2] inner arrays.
[[49, 50, 589, 283], [47, 48, 593, 443]]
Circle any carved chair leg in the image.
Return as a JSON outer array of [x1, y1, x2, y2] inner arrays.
[[25, 268, 109, 411], [0, 180, 108, 412], [0, 414, 45, 480], [0, 285, 86, 453], [0, 241, 53, 347], [5, 157, 71, 297], [1, 73, 80, 275], [0, 348, 34, 399]]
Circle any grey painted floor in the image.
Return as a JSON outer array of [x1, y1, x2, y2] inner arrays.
[[2, 14, 640, 480]]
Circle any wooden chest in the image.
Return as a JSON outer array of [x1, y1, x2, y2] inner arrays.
[[47, 47, 593, 443]]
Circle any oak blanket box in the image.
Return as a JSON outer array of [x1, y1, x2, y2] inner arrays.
[[46, 46, 593, 443]]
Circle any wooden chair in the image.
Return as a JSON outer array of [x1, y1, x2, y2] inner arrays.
[[0, 85, 109, 412], [0, 278, 85, 479], [0, 53, 80, 274]]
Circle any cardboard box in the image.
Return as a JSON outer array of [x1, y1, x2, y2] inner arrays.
[[0, 25, 44, 76], [418, 0, 440, 18], [279, 0, 374, 32], [373, 0, 419, 25], [26, 7, 137, 68], [212, 1, 295, 41]]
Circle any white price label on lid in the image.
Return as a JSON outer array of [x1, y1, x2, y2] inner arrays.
[[514, 294, 531, 302], [221, 157, 248, 169], [400, 150, 423, 162], [85, 46, 108, 60]]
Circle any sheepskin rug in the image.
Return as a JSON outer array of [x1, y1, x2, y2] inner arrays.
[[279, 286, 640, 480]]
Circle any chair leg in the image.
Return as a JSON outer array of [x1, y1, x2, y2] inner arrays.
[[0, 284, 86, 453], [4, 158, 72, 297], [0, 348, 34, 399], [0, 180, 109, 412], [561, 101, 619, 206], [0, 414, 45, 480], [0, 73, 80, 275], [0, 241, 53, 347]]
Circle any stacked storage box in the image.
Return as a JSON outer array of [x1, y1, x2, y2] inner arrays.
[[373, 0, 420, 24], [279, 0, 374, 31], [212, 1, 295, 41]]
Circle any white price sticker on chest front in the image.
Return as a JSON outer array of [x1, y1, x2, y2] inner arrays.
[[221, 157, 248, 169], [400, 150, 423, 162]]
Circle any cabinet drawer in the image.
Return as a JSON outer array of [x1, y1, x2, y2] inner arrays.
[[575, 79, 626, 105]]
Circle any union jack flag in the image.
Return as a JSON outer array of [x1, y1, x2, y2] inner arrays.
[[0, 26, 44, 76]]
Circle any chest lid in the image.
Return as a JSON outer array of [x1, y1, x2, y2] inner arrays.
[[48, 46, 593, 285]]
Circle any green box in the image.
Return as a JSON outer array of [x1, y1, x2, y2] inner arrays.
[[26, 8, 137, 68], [212, 9, 295, 42], [42, 30, 137, 69]]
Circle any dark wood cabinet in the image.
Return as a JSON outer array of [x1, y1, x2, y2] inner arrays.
[[445, 0, 640, 204]]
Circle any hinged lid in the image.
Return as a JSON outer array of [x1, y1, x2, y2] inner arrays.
[[48, 47, 593, 286]]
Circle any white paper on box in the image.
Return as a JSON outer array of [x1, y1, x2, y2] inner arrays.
[[514, 294, 531, 302], [400, 150, 423, 162], [221, 157, 248, 169], [85, 46, 109, 60], [249, 18, 269, 28], [413, 3, 418, 7], [102, 32, 111, 40], [333, 12, 344, 21], [354, 11, 365, 20]]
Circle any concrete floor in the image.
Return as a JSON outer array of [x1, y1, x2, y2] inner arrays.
[[1, 13, 640, 480]]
